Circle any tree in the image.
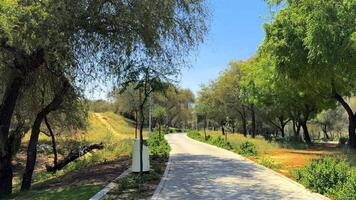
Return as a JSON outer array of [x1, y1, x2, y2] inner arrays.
[[0, 0, 208, 194], [154, 85, 195, 128], [262, 0, 356, 147], [152, 105, 167, 136], [195, 102, 209, 139], [113, 85, 141, 138]]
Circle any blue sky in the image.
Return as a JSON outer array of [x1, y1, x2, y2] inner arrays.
[[86, 0, 270, 100], [179, 0, 270, 95]]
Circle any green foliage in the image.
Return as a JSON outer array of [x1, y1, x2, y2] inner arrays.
[[187, 131, 204, 140], [294, 157, 349, 194], [4, 185, 101, 200], [187, 131, 232, 149], [147, 132, 171, 157], [333, 169, 356, 200], [275, 137, 309, 150], [258, 156, 281, 170], [88, 100, 113, 113], [236, 141, 258, 156], [209, 136, 233, 150]]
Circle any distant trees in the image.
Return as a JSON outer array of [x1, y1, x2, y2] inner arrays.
[[114, 83, 195, 133]]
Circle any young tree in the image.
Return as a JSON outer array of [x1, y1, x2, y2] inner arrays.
[[152, 105, 168, 136]]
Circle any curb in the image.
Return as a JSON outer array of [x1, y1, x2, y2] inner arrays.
[[89, 168, 131, 200], [184, 133, 329, 200], [151, 135, 173, 200]]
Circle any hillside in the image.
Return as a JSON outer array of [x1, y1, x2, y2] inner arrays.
[[11, 112, 136, 200]]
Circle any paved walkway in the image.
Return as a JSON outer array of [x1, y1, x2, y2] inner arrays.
[[154, 133, 327, 200]]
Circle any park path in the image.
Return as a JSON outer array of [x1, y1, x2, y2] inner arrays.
[[154, 133, 327, 200]]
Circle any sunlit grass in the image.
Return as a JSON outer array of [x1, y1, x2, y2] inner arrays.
[[14, 112, 137, 198], [193, 130, 341, 178]]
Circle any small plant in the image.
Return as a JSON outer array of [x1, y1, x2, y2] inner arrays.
[[294, 157, 349, 195], [258, 156, 281, 170], [236, 141, 258, 156], [147, 131, 171, 157], [209, 136, 232, 150]]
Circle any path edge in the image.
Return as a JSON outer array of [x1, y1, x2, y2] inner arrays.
[[89, 167, 131, 200], [151, 134, 173, 200], [184, 133, 329, 200]]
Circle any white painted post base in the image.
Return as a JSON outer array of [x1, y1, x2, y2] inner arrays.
[[131, 139, 150, 172]]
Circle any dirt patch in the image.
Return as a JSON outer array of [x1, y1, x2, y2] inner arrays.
[[268, 145, 338, 177], [34, 156, 131, 189]]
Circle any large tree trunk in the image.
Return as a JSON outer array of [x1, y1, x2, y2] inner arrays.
[[348, 116, 356, 148], [0, 44, 45, 195], [278, 116, 290, 138], [250, 104, 256, 138], [333, 91, 356, 148], [21, 79, 69, 191], [0, 76, 24, 195], [300, 119, 312, 144]]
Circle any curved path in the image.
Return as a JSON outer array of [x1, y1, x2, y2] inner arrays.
[[153, 133, 327, 200]]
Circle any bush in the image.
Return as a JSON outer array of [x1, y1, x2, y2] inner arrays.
[[187, 131, 204, 141], [294, 157, 349, 194], [236, 141, 258, 156], [209, 136, 232, 150], [258, 156, 281, 170], [275, 136, 308, 149], [339, 137, 348, 146], [147, 132, 171, 157], [333, 169, 356, 200]]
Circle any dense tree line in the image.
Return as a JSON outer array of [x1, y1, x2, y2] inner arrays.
[[113, 83, 194, 135], [196, 0, 355, 147]]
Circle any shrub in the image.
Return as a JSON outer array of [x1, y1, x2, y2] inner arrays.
[[333, 169, 356, 200], [275, 136, 308, 149], [236, 141, 258, 156], [187, 131, 204, 141], [294, 157, 349, 194], [258, 156, 281, 170], [147, 132, 171, 157], [339, 137, 348, 146], [209, 136, 232, 150]]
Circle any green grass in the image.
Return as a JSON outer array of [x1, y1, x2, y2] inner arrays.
[[13, 112, 136, 199], [4, 185, 102, 200]]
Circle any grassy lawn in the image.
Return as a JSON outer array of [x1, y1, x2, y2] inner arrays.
[[10, 112, 136, 200], [7, 185, 102, 200], [189, 131, 355, 178]]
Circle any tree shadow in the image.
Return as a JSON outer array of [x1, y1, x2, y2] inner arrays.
[[158, 153, 320, 200]]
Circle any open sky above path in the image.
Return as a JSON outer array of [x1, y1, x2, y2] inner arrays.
[[86, 0, 271, 100], [179, 0, 270, 95]]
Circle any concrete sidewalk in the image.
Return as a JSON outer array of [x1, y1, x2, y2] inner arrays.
[[153, 133, 327, 200]]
